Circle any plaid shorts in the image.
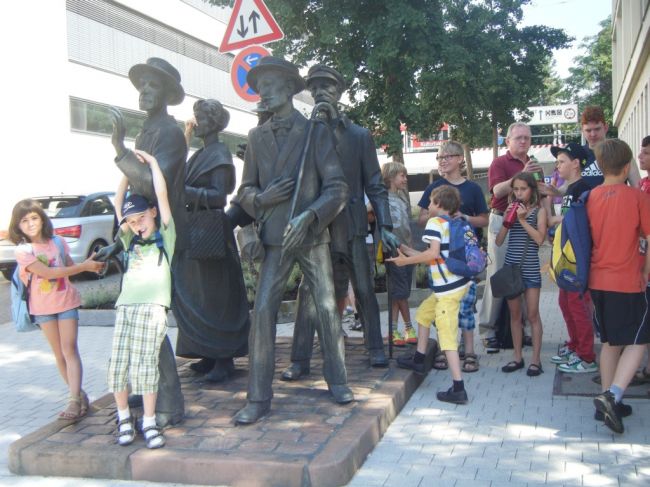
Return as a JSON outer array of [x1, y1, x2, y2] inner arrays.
[[458, 281, 477, 331], [107, 304, 168, 395]]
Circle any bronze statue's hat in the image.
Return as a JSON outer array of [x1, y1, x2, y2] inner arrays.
[[246, 56, 306, 95], [305, 64, 346, 92], [128, 57, 185, 106]]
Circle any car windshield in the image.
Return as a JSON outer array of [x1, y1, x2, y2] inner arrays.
[[35, 197, 85, 218]]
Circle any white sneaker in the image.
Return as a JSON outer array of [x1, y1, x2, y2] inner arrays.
[[558, 355, 598, 373], [550, 347, 574, 364]]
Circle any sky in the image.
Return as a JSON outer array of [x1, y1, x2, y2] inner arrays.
[[521, 0, 612, 79]]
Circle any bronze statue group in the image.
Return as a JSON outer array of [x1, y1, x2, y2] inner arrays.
[[94, 56, 404, 447]]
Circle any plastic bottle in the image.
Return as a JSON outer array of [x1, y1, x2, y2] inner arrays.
[[503, 201, 521, 229]]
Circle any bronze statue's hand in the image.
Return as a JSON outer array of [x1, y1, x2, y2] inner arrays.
[[380, 228, 400, 255], [109, 106, 127, 159], [282, 211, 315, 253], [93, 240, 124, 262], [256, 178, 295, 209]]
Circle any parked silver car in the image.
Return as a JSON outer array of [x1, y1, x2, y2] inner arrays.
[[0, 192, 117, 280]]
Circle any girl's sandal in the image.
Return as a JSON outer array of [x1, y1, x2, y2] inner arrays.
[[80, 390, 90, 417], [432, 351, 448, 370], [58, 396, 82, 421], [462, 353, 480, 373]]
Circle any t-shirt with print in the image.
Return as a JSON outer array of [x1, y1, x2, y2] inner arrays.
[[388, 192, 412, 246], [639, 176, 650, 195], [560, 179, 591, 215], [587, 184, 650, 293], [418, 178, 488, 241], [422, 216, 470, 295], [15, 237, 81, 315], [581, 145, 604, 189], [116, 218, 176, 308]]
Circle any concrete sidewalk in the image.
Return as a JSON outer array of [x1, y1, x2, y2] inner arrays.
[[1, 288, 650, 486]]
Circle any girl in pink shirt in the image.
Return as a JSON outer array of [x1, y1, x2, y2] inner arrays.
[[9, 199, 104, 420]]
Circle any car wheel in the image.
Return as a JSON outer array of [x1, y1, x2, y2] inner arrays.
[[87, 240, 110, 279], [1, 265, 16, 281]]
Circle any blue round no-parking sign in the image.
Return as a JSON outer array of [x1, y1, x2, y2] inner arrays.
[[230, 45, 270, 102]]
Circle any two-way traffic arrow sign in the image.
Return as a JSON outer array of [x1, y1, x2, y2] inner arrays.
[[219, 0, 284, 53]]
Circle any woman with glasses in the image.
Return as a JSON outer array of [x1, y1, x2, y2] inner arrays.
[[416, 141, 489, 373]]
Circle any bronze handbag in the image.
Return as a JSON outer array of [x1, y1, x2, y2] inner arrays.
[[188, 189, 227, 260]]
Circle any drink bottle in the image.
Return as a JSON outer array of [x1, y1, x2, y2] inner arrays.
[[503, 201, 521, 229]]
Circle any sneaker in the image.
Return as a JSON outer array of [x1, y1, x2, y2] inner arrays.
[[392, 330, 406, 347], [558, 355, 598, 373], [593, 391, 624, 434], [594, 401, 632, 421], [484, 337, 500, 354], [397, 354, 425, 375], [550, 346, 574, 364], [404, 326, 417, 345], [436, 387, 468, 405]]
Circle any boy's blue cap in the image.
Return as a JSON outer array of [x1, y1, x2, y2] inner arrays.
[[120, 194, 153, 224], [551, 142, 588, 167]]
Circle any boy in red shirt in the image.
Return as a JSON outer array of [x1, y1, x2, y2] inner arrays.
[[589, 139, 650, 434]]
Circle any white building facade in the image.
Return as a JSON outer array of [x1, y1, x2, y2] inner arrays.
[[0, 0, 313, 228], [612, 0, 650, 152]]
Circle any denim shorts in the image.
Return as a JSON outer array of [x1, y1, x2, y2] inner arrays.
[[523, 278, 541, 289], [33, 308, 79, 325]]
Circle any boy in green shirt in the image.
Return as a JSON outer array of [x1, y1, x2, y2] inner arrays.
[[108, 149, 175, 449]]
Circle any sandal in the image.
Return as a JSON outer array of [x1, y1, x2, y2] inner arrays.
[[527, 363, 544, 377], [462, 353, 480, 373], [432, 351, 448, 370], [58, 395, 83, 421], [143, 425, 166, 449], [116, 417, 135, 446], [80, 390, 90, 417], [501, 359, 525, 373]]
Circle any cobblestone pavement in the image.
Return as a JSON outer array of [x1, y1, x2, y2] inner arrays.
[[1, 286, 650, 486]]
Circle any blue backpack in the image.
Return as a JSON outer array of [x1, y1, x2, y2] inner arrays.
[[438, 215, 487, 279], [550, 191, 592, 293], [11, 236, 67, 332]]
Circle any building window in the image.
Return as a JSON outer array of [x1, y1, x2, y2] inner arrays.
[[70, 97, 246, 152]]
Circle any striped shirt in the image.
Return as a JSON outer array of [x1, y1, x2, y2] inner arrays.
[[504, 207, 541, 282], [423, 216, 470, 295]]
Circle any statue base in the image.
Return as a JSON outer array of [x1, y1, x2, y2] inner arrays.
[[9, 338, 438, 487]]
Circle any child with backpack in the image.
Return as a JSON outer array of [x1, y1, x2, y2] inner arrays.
[[547, 143, 598, 374], [496, 172, 547, 377], [9, 199, 105, 420], [109, 149, 175, 449], [589, 139, 650, 434], [416, 141, 489, 372], [381, 162, 416, 347], [387, 185, 473, 404]]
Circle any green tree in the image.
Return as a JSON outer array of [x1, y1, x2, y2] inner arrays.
[[210, 0, 568, 163], [210, 0, 445, 160], [564, 16, 613, 126], [419, 0, 570, 163]]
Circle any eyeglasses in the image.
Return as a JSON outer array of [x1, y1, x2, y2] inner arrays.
[[437, 154, 462, 161]]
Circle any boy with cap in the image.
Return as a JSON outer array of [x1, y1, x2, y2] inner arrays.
[[547, 143, 598, 374], [108, 149, 175, 449]]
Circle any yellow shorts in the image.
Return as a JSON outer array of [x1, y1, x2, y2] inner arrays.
[[415, 285, 468, 351]]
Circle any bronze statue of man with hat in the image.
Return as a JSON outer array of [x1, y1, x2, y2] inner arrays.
[[281, 64, 399, 377], [106, 57, 187, 427], [234, 56, 353, 424]]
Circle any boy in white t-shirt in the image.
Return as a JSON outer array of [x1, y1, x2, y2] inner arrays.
[[387, 185, 470, 404]]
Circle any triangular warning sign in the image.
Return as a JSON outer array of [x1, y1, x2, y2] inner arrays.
[[219, 0, 284, 53]]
